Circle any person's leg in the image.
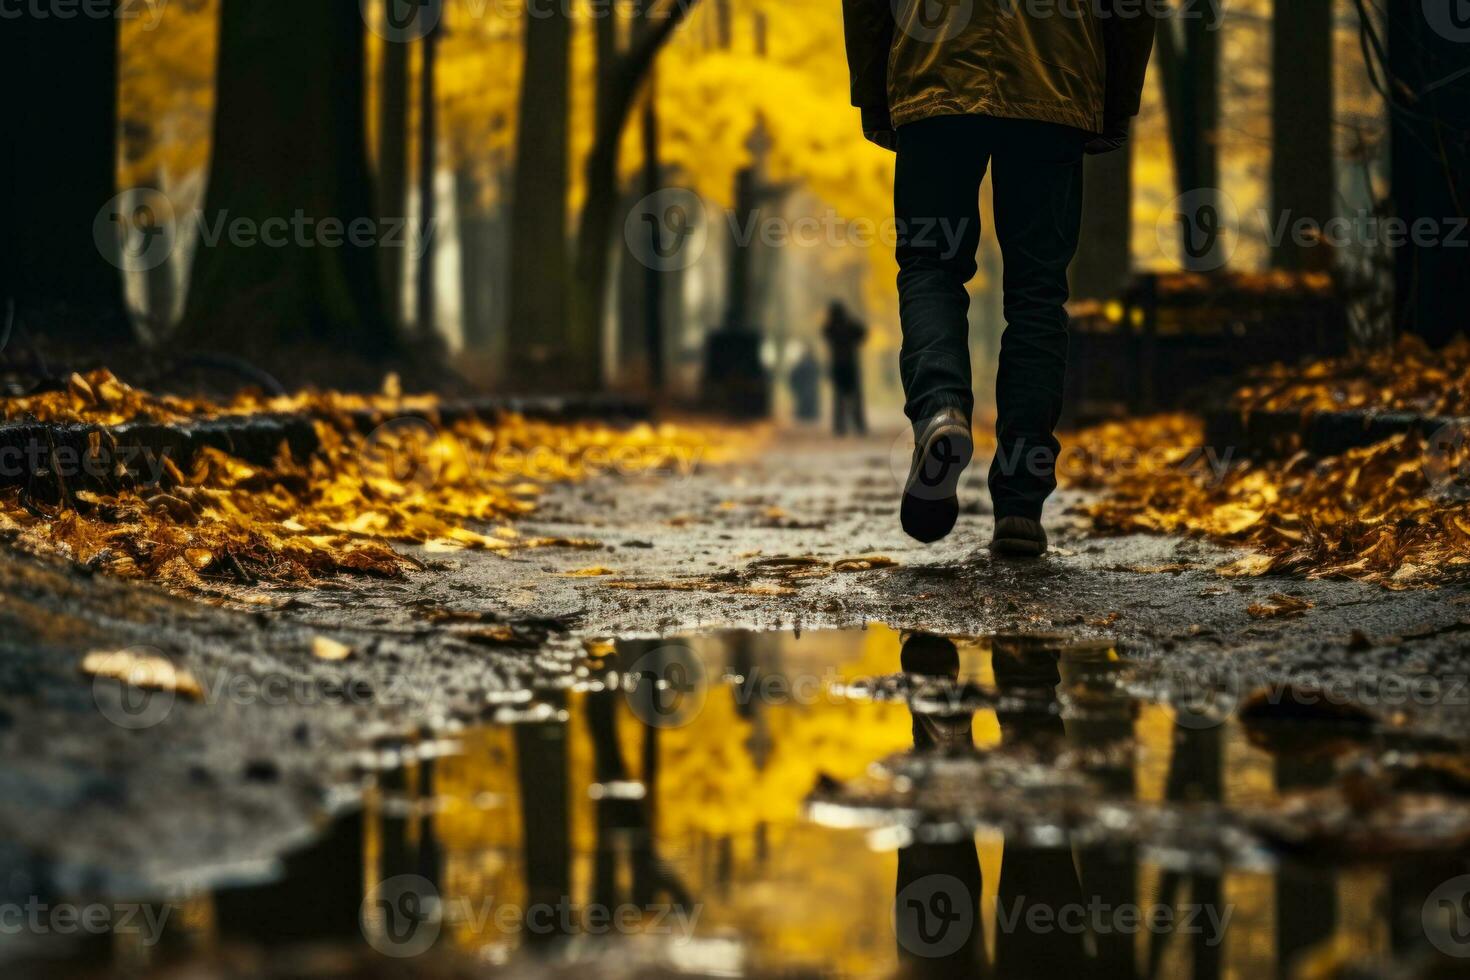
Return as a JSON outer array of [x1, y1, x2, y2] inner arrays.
[[988, 119, 1085, 522], [895, 115, 989, 428]]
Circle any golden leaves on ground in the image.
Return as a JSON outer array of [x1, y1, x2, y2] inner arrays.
[[1234, 336, 1470, 417], [1247, 594, 1315, 619], [311, 637, 355, 661], [832, 556, 899, 573], [80, 649, 203, 700], [2, 372, 750, 590], [1067, 414, 1470, 587]]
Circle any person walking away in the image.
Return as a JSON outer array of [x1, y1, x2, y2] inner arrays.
[[822, 301, 869, 436], [843, 0, 1156, 555]]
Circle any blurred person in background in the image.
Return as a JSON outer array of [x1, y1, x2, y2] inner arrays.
[[788, 343, 823, 425], [822, 301, 869, 437], [844, 0, 1156, 556]]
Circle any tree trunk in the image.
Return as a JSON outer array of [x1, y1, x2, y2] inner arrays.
[[1156, 10, 1223, 272], [377, 7, 411, 326], [416, 14, 440, 340], [143, 176, 178, 335], [1071, 145, 1133, 300], [121, 117, 178, 338], [569, 0, 703, 393], [454, 167, 493, 351], [641, 81, 666, 392], [181, 0, 392, 360], [1387, 1, 1470, 345], [2, 5, 131, 344], [1271, 0, 1334, 272], [506, 0, 573, 389]]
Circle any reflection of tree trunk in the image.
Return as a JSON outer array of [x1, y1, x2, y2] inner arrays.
[[3, 5, 131, 343], [1274, 753, 1336, 972], [515, 700, 570, 946], [416, 758, 443, 895], [182, 0, 391, 357], [1271, 0, 1333, 272], [1071, 146, 1132, 300], [1386, 1, 1470, 345], [214, 810, 365, 941], [506, 0, 571, 388], [1152, 723, 1223, 980], [378, 16, 410, 327]]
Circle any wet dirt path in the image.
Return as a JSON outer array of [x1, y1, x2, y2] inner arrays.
[[3, 429, 1469, 976]]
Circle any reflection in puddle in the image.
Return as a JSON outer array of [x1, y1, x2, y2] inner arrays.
[[44, 627, 1470, 976]]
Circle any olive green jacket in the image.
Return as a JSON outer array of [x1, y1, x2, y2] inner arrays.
[[844, 0, 1158, 134]]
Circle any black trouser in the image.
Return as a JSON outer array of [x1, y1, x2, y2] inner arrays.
[[894, 114, 1085, 521]]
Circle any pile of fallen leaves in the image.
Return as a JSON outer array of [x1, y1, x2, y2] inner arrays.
[[1064, 414, 1470, 587], [0, 371, 752, 589], [1233, 335, 1470, 417], [2, 367, 446, 426]]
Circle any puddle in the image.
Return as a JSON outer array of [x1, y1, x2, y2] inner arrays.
[[21, 626, 1470, 977]]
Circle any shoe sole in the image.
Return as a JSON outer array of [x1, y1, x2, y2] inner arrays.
[[901, 423, 973, 544], [990, 536, 1047, 558]]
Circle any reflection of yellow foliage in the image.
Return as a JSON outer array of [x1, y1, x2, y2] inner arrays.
[[655, 626, 914, 842], [432, 727, 528, 954]]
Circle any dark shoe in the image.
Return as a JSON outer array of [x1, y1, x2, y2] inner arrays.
[[990, 516, 1048, 557], [901, 409, 974, 544]]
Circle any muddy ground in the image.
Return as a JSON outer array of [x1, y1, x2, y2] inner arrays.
[[1, 429, 1468, 924]]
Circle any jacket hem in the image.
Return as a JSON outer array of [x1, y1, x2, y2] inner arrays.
[[890, 96, 1102, 135]]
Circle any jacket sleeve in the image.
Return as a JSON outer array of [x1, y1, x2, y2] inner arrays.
[[843, 0, 894, 112], [1099, 0, 1158, 119]]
